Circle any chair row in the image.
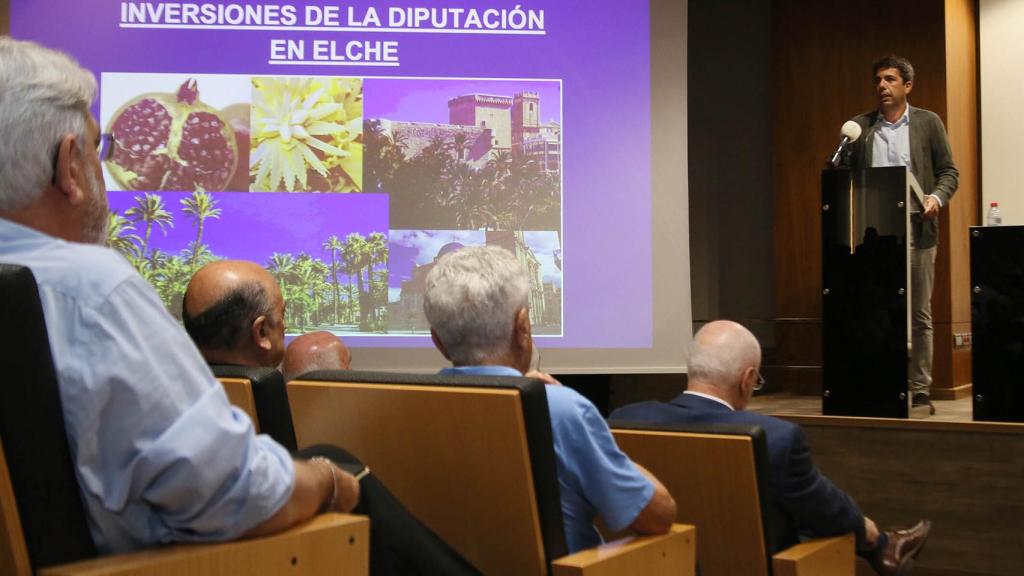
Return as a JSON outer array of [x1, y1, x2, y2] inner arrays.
[[224, 367, 696, 576], [0, 356, 849, 576], [221, 366, 854, 576], [0, 263, 690, 576], [0, 253, 839, 576]]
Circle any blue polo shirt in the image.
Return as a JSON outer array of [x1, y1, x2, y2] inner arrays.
[[439, 365, 655, 552]]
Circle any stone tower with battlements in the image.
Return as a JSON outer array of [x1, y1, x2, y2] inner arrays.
[[511, 92, 540, 149], [448, 94, 513, 149]]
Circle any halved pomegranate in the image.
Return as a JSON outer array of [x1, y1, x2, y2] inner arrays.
[[105, 79, 237, 192], [219, 103, 251, 192]]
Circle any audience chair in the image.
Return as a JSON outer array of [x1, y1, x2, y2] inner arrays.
[[608, 420, 854, 576], [0, 263, 368, 576], [212, 365, 298, 451], [288, 370, 696, 576]]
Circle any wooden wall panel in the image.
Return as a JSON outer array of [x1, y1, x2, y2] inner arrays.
[[789, 416, 1024, 575], [933, 0, 979, 395], [772, 0, 977, 397], [688, 0, 773, 335], [932, 321, 974, 399]]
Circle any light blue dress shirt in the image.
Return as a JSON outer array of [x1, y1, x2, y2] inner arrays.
[[871, 105, 942, 209], [439, 365, 655, 552], [0, 218, 294, 554], [872, 104, 913, 172]]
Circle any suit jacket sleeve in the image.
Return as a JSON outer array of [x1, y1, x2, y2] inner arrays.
[[778, 426, 867, 545], [928, 113, 959, 206]]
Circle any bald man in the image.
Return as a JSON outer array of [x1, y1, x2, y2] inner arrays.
[[183, 260, 286, 369], [282, 331, 352, 382], [182, 260, 481, 575], [611, 321, 931, 576]]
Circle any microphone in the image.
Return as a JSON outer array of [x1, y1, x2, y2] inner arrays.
[[827, 120, 863, 168]]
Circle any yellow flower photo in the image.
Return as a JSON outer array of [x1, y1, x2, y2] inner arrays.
[[250, 77, 363, 193]]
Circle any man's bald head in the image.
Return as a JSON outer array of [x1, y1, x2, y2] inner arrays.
[[687, 320, 762, 408], [282, 331, 352, 382], [183, 260, 286, 368]]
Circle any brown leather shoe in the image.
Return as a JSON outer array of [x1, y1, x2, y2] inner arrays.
[[868, 520, 932, 576]]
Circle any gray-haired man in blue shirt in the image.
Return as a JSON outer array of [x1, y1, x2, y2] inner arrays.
[[423, 244, 677, 552]]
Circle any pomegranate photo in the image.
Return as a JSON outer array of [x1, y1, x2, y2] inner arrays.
[[105, 79, 238, 192], [219, 103, 251, 192]]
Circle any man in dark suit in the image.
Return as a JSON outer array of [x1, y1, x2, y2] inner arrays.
[[849, 55, 959, 415], [611, 320, 931, 576]]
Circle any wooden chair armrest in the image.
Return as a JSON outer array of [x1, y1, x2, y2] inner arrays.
[[771, 533, 854, 576], [38, 513, 369, 576], [551, 523, 695, 576]]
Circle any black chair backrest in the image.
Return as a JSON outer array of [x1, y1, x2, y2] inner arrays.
[[289, 369, 567, 574], [0, 263, 97, 568], [210, 365, 297, 451]]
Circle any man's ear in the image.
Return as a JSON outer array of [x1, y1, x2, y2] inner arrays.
[[739, 366, 757, 398], [252, 315, 272, 351], [905, 80, 913, 95], [514, 307, 531, 350], [431, 329, 452, 361], [53, 133, 87, 206]]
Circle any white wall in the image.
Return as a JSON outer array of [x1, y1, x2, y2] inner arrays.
[[981, 0, 1024, 224]]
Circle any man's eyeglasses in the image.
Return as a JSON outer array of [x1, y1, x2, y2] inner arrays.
[[753, 370, 765, 392], [98, 133, 115, 162]]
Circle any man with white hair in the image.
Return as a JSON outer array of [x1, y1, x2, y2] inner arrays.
[[611, 320, 932, 576], [0, 37, 363, 555], [423, 245, 677, 553]]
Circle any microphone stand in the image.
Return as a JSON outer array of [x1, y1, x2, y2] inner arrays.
[[827, 137, 850, 168]]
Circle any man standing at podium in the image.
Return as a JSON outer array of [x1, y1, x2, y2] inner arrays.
[[849, 55, 959, 415]]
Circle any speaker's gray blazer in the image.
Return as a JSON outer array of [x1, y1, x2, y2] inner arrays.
[[849, 106, 959, 250]]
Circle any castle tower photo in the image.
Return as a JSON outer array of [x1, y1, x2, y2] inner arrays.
[[512, 92, 540, 148], [448, 94, 514, 149]]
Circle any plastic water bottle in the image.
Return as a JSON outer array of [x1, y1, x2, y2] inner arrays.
[[987, 202, 1002, 226]]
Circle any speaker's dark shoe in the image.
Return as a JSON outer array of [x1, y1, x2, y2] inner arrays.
[[911, 393, 935, 415], [868, 519, 932, 576]]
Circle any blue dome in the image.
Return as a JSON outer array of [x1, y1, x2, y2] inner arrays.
[[437, 242, 466, 259]]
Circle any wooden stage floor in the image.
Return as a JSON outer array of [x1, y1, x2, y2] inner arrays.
[[747, 392, 975, 422]]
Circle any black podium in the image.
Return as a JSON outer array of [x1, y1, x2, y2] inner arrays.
[[821, 167, 921, 418], [970, 225, 1024, 422]]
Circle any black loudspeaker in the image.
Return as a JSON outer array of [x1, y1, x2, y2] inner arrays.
[[970, 225, 1024, 422]]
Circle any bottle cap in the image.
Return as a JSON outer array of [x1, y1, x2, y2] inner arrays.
[[991, 202, 999, 207]]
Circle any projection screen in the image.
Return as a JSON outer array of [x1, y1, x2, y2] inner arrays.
[[8, 0, 689, 373]]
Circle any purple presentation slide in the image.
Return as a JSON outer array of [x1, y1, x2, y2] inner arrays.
[[11, 0, 651, 348]]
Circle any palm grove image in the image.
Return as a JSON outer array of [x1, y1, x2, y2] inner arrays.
[[106, 191, 390, 334]]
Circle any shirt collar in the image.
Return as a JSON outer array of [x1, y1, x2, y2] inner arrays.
[[439, 365, 523, 377], [0, 217, 46, 237], [880, 104, 911, 127], [0, 216, 59, 244], [683, 390, 735, 411]]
